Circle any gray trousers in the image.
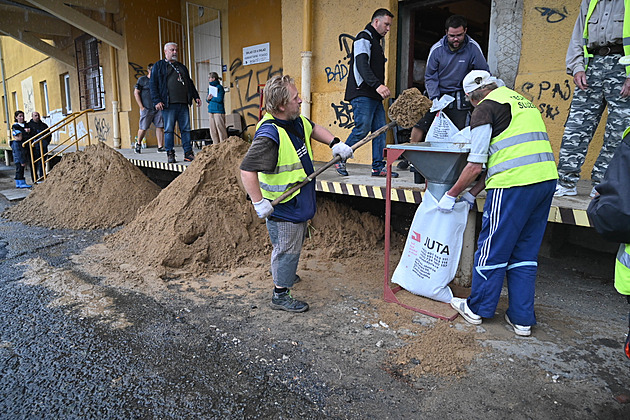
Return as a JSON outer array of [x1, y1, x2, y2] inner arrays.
[[266, 218, 308, 289], [557, 54, 630, 188]]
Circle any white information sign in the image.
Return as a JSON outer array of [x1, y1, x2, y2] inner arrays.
[[243, 42, 270, 66]]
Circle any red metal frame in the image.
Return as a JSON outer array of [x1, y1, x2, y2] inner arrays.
[[383, 148, 458, 321]]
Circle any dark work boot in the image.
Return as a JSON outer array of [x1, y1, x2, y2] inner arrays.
[[184, 151, 195, 162], [270, 290, 309, 313], [167, 150, 176, 163]]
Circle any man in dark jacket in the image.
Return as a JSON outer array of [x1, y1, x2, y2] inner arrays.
[[27, 111, 50, 180], [150, 42, 201, 163], [410, 15, 489, 143], [336, 8, 397, 178]]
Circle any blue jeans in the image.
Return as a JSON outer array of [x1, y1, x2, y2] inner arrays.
[[345, 96, 386, 171], [162, 103, 192, 153]]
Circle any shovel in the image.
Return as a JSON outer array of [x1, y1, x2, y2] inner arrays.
[[271, 88, 432, 206]]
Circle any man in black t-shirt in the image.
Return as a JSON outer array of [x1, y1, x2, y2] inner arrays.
[[134, 63, 164, 153]]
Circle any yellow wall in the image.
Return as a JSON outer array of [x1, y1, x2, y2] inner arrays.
[[515, 0, 604, 174], [227, 0, 283, 140], [282, 0, 398, 164]]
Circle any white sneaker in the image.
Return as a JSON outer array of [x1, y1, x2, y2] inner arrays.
[[590, 186, 598, 198], [554, 184, 577, 197], [450, 297, 482, 325], [505, 314, 531, 336]]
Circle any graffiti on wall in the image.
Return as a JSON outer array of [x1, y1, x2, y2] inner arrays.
[[324, 33, 357, 130], [94, 117, 111, 142], [330, 100, 354, 130], [229, 57, 282, 127], [520, 79, 572, 121], [21, 77, 35, 116], [534, 6, 569, 23], [129, 62, 148, 80], [324, 33, 355, 84]]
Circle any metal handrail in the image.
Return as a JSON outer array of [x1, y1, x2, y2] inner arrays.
[[22, 109, 94, 183]]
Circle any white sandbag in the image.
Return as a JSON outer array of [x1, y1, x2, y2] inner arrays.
[[425, 111, 459, 143], [391, 190, 469, 302], [426, 94, 459, 143]]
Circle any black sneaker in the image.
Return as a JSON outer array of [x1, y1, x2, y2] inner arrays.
[[134, 142, 141, 154], [270, 290, 309, 313], [157, 147, 166, 153], [372, 168, 399, 178], [167, 150, 176, 163], [184, 151, 195, 162], [335, 161, 348, 176], [396, 159, 410, 170]]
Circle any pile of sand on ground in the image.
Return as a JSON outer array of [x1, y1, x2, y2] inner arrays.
[[106, 136, 269, 274], [107, 136, 400, 275], [390, 321, 481, 377], [307, 197, 399, 258], [2, 141, 161, 229]]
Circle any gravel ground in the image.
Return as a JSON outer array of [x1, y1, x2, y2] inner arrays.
[[1, 163, 629, 419]]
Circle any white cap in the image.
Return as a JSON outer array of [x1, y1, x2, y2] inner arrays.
[[462, 70, 498, 94], [619, 55, 630, 65]]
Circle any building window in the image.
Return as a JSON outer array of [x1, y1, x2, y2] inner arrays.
[[75, 35, 104, 110], [60, 73, 72, 114], [12, 91, 18, 114], [40, 81, 50, 116]]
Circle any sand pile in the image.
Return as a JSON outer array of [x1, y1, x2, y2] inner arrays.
[[107, 137, 270, 274], [107, 137, 397, 275], [3, 142, 161, 229], [391, 321, 481, 377], [307, 197, 391, 258]]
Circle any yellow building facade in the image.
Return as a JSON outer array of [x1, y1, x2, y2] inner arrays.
[[0, 0, 610, 177]]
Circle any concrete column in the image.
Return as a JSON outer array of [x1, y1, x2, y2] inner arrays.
[[455, 211, 477, 287]]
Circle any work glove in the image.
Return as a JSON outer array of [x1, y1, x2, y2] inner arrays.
[[332, 142, 354, 160], [458, 192, 476, 210], [252, 198, 274, 219], [437, 193, 456, 213]]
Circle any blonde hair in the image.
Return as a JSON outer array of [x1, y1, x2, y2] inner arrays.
[[263, 75, 294, 115]]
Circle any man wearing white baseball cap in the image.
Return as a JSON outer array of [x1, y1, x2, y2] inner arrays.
[[440, 70, 558, 336]]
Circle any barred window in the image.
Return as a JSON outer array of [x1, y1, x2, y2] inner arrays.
[[75, 35, 105, 110]]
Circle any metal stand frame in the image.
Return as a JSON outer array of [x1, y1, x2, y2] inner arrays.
[[382, 148, 458, 321]]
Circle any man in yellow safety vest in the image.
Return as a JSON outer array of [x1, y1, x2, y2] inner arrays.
[[439, 70, 558, 337], [240, 75, 353, 313]]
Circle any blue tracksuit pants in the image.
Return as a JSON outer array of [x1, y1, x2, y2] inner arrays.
[[467, 179, 556, 326]]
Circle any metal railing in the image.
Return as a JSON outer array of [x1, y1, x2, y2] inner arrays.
[[22, 109, 94, 183]]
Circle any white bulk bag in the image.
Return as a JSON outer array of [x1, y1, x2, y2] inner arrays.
[[391, 190, 469, 302], [425, 94, 459, 143]]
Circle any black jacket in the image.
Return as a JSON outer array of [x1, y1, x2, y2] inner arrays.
[[344, 23, 386, 102], [150, 59, 200, 108], [27, 119, 50, 147]]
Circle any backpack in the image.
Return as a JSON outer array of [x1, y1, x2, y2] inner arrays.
[[587, 133, 630, 243]]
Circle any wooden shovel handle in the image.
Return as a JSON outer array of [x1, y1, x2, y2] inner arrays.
[[271, 121, 397, 206]]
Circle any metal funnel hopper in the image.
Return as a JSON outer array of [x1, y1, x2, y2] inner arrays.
[[387, 143, 471, 198]]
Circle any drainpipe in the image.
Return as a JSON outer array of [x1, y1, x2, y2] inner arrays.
[[110, 45, 121, 148], [301, 0, 312, 119], [0, 39, 10, 165]]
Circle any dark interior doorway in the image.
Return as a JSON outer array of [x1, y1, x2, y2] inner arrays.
[[397, 0, 491, 95]]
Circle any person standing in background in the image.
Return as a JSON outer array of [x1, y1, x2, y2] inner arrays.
[[134, 63, 165, 154], [207, 72, 228, 144]]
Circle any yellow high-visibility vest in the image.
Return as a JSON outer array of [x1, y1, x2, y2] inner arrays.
[[256, 113, 313, 203], [479, 87, 558, 189]]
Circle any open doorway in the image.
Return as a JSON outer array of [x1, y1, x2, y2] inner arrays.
[[395, 1, 491, 143], [185, 3, 222, 131], [397, 0, 491, 94]]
